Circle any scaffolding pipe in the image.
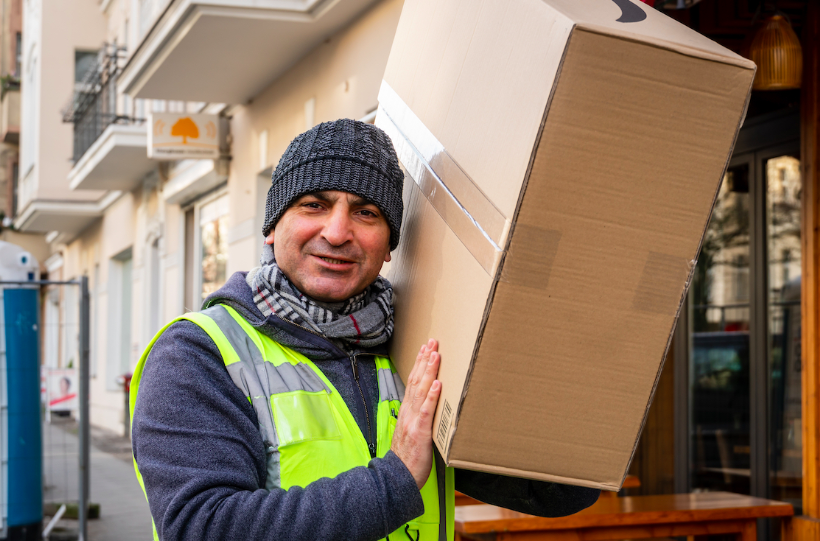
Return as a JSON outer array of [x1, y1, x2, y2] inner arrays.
[[78, 276, 90, 541]]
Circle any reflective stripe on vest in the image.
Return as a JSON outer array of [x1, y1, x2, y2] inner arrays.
[[130, 305, 455, 541]]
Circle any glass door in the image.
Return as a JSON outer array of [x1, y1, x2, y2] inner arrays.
[[688, 157, 752, 495], [676, 111, 802, 537], [765, 150, 802, 511]]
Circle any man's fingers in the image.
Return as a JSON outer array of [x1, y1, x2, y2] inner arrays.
[[409, 344, 428, 387], [404, 339, 437, 402], [412, 348, 440, 411], [391, 341, 441, 490], [417, 380, 441, 425]]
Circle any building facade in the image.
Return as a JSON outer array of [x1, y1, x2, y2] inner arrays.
[[15, 0, 820, 539]]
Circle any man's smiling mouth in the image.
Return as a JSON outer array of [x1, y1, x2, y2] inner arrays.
[[318, 256, 352, 265]]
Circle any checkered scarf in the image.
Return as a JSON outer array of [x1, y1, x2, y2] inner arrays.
[[248, 243, 394, 351]]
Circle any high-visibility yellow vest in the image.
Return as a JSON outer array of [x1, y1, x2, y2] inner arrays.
[[130, 304, 455, 541]]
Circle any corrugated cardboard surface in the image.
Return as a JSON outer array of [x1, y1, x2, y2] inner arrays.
[[451, 29, 753, 489], [381, 0, 754, 489]]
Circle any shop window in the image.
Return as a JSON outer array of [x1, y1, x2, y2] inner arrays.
[[199, 194, 229, 301], [147, 238, 162, 338], [107, 248, 133, 391], [183, 191, 229, 311], [671, 110, 802, 535]]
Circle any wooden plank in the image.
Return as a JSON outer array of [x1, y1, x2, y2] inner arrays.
[[461, 519, 757, 540], [801, 0, 820, 523], [454, 493, 793, 534], [785, 516, 820, 541]]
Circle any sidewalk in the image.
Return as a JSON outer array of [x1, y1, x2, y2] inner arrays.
[[42, 417, 153, 541]]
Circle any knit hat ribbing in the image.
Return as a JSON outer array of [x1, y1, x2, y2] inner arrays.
[[263, 119, 405, 250]]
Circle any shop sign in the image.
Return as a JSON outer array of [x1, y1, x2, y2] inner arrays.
[[148, 113, 220, 160]]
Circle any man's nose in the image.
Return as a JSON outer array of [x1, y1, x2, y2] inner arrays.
[[321, 206, 354, 246]]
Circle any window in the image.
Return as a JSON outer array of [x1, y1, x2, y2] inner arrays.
[[62, 283, 79, 369], [74, 50, 97, 84], [183, 192, 229, 311], [183, 207, 195, 312], [199, 194, 229, 301], [146, 238, 162, 339], [675, 110, 803, 536], [20, 51, 36, 182], [258, 130, 268, 171], [15, 33, 21, 77], [107, 248, 133, 390], [91, 263, 100, 378], [11, 161, 18, 218]]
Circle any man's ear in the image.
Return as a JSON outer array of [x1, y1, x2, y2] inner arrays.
[[384, 251, 391, 263], [265, 231, 275, 245]]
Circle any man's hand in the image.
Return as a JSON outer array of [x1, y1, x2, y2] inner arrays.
[[391, 339, 441, 489]]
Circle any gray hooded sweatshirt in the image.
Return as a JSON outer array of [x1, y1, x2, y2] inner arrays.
[[131, 271, 599, 541]]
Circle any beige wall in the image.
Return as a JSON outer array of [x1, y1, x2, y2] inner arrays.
[[25, 0, 106, 203], [2, 0, 22, 77]]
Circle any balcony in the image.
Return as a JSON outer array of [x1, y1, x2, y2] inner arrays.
[[118, 0, 379, 103], [14, 191, 122, 237], [64, 45, 155, 192], [1, 78, 20, 144]]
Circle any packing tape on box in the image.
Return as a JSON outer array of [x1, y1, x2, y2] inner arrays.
[[376, 82, 510, 276]]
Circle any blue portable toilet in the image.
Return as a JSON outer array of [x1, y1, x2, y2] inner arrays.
[[0, 242, 41, 540]]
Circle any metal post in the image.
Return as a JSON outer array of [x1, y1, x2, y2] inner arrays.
[[78, 276, 90, 541]]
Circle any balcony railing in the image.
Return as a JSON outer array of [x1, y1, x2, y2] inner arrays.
[[62, 44, 144, 163]]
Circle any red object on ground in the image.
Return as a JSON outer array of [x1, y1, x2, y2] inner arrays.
[[640, 0, 655, 6]]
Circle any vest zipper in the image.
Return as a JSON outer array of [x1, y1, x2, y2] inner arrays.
[[270, 311, 378, 458], [351, 353, 376, 458]]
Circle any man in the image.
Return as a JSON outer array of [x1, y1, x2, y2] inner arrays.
[[131, 119, 599, 541]]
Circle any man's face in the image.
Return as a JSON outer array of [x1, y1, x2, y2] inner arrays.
[[268, 190, 392, 302]]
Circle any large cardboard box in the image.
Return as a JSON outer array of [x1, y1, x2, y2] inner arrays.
[[375, 0, 755, 490]]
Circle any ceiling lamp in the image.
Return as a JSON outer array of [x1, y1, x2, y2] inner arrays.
[[748, 14, 803, 90]]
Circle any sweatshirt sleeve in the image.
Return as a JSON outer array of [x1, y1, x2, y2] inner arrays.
[[132, 320, 424, 541], [454, 469, 600, 517]]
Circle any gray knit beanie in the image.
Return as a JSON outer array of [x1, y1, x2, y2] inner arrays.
[[263, 119, 404, 250]]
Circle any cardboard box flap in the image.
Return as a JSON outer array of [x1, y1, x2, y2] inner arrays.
[[545, 0, 756, 69]]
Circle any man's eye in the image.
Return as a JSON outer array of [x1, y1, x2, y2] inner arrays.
[[358, 209, 378, 217], [303, 202, 323, 209]]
